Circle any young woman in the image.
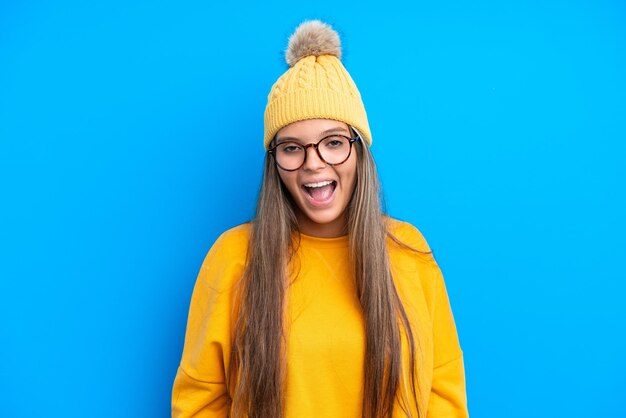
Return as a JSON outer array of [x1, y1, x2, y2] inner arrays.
[[172, 20, 468, 418]]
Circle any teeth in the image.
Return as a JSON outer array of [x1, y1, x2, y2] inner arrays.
[[304, 180, 333, 188]]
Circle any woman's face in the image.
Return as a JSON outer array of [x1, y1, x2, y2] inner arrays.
[[274, 119, 358, 238]]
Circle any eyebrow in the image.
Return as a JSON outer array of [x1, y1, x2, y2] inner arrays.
[[275, 127, 350, 144]]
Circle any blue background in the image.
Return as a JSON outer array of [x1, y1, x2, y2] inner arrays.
[[1, 1, 625, 417]]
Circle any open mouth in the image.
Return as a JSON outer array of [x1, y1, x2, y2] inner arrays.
[[302, 180, 337, 202]]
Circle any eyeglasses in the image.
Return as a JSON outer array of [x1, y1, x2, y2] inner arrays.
[[267, 134, 360, 171]]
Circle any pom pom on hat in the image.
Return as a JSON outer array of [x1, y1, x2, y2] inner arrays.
[[285, 20, 342, 67]]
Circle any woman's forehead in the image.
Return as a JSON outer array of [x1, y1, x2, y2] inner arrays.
[[276, 119, 351, 140]]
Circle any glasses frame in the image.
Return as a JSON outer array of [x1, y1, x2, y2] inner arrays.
[[267, 134, 361, 172]]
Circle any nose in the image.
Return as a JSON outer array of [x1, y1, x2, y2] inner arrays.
[[301, 144, 326, 171]]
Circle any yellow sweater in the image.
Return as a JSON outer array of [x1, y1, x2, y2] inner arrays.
[[172, 219, 468, 417]]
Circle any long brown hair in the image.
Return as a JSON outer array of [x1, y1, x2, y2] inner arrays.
[[227, 131, 427, 418]]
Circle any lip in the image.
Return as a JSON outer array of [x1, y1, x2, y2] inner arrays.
[[300, 179, 337, 208], [301, 178, 336, 187]]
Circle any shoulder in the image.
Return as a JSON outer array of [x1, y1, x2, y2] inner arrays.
[[385, 217, 433, 255], [385, 218, 444, 319], [210, 222, 252, 256], [197, 223, 251, 287]]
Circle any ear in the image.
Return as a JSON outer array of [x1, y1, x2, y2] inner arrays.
[[349, 125, 363, 140]]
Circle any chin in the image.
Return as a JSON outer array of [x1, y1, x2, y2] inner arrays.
[[305, 212, 341, 225], [297, 205, 348, 231]]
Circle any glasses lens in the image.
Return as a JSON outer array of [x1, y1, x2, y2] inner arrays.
[[318, 136, 351, 164], [275, 142, 305, 170]]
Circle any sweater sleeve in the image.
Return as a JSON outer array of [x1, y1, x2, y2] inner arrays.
[[427, 262, 469, 418], [387, 219, 469, 417], [172, 227, 247, 417]]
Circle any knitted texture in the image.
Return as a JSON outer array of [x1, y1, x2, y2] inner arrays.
[[263, 21, 372, 149]]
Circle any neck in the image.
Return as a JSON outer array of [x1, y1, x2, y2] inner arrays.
[[295, 211, 348, 238]]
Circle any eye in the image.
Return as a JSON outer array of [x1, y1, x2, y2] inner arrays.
[[322, 136, 347, 148], [278, 142, 303, 154]]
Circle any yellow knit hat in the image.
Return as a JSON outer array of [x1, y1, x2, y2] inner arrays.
[[263, 20, 372, 149]]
